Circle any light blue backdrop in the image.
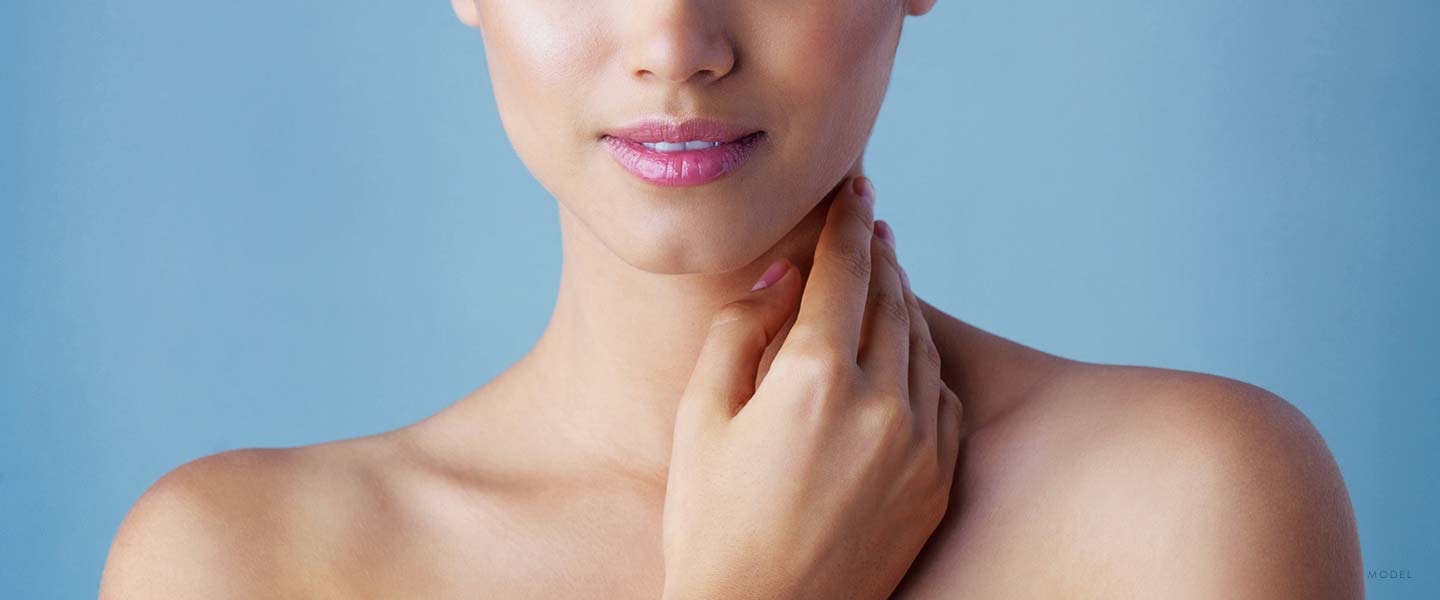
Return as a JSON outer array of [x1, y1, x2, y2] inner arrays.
[[3, 1, 1436, 597]]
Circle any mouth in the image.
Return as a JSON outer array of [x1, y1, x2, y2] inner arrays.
[[599, 117, 767, 188]]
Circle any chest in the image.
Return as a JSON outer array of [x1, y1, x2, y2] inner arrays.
[[317, 466, 1049, 599], [327, 491, 670, 599]]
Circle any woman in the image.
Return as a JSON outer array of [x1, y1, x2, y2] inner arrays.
[[100, 0, 1364, 597]]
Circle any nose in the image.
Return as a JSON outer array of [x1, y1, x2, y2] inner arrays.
[[622, 1, 736, 85]]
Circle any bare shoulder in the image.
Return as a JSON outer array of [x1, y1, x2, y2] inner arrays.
[[917, 361, 1364, 598], [99, 435, 416, 599]]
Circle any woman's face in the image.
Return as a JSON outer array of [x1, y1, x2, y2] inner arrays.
[[452, 0, 935, 274]]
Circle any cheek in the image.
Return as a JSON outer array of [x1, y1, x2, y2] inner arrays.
[[763, 7, 901, 181], [477, 2, 608, 184], [773, 6, 899, 96]]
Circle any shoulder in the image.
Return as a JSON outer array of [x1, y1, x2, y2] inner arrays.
[[979, 362, 1364, 597], [99, 437, 411, 599]]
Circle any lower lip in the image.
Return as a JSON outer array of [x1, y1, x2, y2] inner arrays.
[[601, 133, 765, 187]]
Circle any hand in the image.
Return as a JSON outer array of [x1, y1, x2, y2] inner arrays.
[[661, 175, 964, 600]]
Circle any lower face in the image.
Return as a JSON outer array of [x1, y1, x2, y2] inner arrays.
[[472, 1, 906, 274]]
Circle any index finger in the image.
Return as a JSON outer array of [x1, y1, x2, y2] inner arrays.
[[786, 175, 877, 362]]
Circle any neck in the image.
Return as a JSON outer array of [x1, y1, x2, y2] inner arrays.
[[507, 174, 851, 484]]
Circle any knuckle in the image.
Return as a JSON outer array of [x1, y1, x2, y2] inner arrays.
[[709, 302, 769, 346], [860, 396, 909, 440], [777, 352, 859, 417], [840, 201, 873, 232], [941, 383, 959, 404], [903, 286, 922, 309], [872, 237, 899, 268], [874, 289, 910, 328], [944, 386, 965, 421], [781, 348, 852, 385], [937, 388, 964, 439], [779, 325, 822, 352], [912, 330, 942, 368], [711, 301, 762, 328], [827, 239, 872, 282]]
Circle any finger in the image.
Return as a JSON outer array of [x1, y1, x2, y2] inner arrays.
[[857, 220, 910, 398], [937, 382, 964, 484], [785, 176, 877, 363], [679, 259, 804, 430], [898, 254, 943, 445], [753, 307, 798, 391]]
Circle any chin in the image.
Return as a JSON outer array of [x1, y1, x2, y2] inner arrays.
[[550, 175, 798, 275], [609, 224, 774, 276], [548, 150, 836, 275]]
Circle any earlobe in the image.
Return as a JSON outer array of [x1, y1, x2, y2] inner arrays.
[[450, 0, 480, 28], [905, 0, 938, 17]]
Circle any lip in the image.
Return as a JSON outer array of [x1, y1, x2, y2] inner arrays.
[[600, 117, 766, 187]]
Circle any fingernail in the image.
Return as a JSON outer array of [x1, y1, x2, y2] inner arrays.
[[751, 259, 789, 291], [852, 176, 875, 208], [874, 220, 895, 248]]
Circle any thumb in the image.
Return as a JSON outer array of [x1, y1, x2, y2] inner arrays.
[[678, 258, 804, 429]]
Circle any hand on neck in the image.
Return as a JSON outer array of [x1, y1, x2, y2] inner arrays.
[[496, 158, 868, 483]]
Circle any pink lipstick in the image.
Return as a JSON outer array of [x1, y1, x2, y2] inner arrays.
[[600, 118, 766, 187]]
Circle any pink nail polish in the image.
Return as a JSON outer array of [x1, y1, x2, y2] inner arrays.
[[853, 176, 875, 208], [751, 260, 789, 291], [875, 220, 895, 247]]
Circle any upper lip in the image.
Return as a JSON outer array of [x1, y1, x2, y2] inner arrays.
[[601, 117, 763, 144]]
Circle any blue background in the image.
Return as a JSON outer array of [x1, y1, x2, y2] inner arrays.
[[3, 1, 1436, 597]]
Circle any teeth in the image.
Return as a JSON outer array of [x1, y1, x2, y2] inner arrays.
[[640, 140, 723, 152]]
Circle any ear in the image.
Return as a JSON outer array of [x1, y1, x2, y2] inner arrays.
[[904, 0, 938, 17], [450, 0, 480, 28]]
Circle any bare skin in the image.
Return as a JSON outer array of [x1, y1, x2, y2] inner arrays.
[[98, 177, 1363, 599], [660, 177, 964, 600], [100, 0, 1363, 596]]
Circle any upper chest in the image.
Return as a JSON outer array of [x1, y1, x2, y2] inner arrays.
[[309, 459, 1077, 600], [304, 483, 671, 599]]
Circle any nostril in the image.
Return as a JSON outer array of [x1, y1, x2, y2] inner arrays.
[[634, 67, 724, 85], [625, 30, 736, 84]]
